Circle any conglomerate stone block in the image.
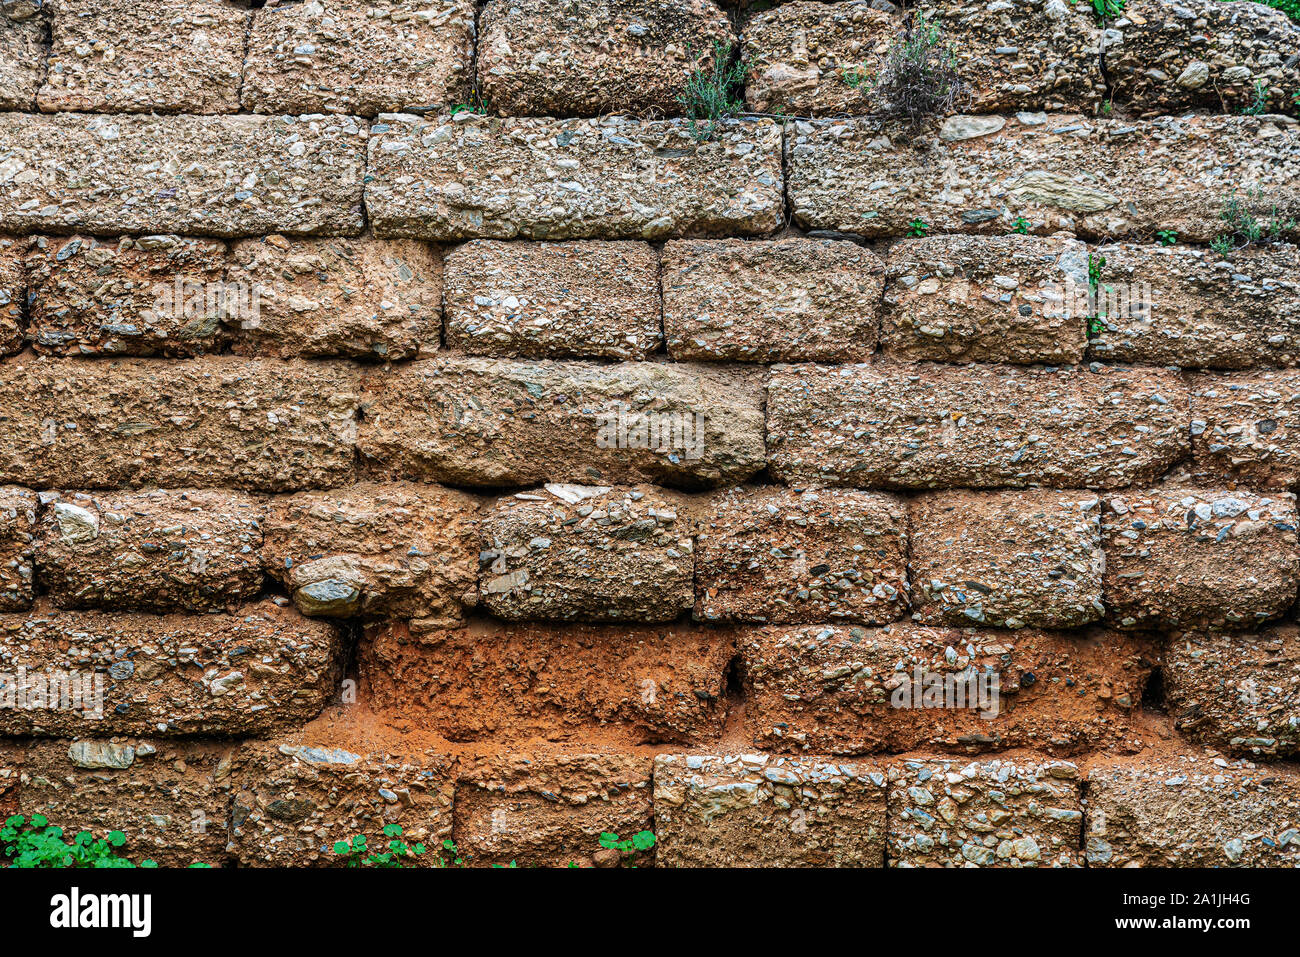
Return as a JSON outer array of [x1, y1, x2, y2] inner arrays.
[[36, 489, 266, 613], [365, 114, 784, 241], [0, 113, 368, 238], [0, 602, 344, 737], [654, 754, 887, 867], [477, 0, 733, 117], [1101, 488, 1299, 630], [0, 356, 361, 492], [910, 489, 1104, 629], [0, 237, 25, 357], [1191, 370, 1300, 489], [662, 238, 883, 362], [0, 485, 36, 611], [479, 484, 694, 623], [0, 0, 48, 111], [766, 361, 1189, 490], [37, 0, 248, 114], [242, 0, 476, 117]]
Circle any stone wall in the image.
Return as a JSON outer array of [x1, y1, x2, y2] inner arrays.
[[1, 0, 1298, 867]]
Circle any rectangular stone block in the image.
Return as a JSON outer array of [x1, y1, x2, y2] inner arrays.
[[1102, 488, 1299, 630], [0, 1, 46, 111], [227, 235, 442, 360], [910, 489, 1103, 629], [19, 739, 236, 867], [767, 361, 1189, 490], [360, 619, 733, 745], [654, 754, 886, 867], [365, 114, 784, 241], [454, 752, 654, 867], [694, 486, 907, 624], [740, 623, 1157, 754], [1106, 0, 1300, 118], [477, 0, 733, 117], [37, 0, 247, 114], [0, 236, 23, 356], [0, 602, 344, 736], [0, 742, 19, 816], [480, 485, 693, 623], [231, 740, 454, 868], [787, 114, 1300, 242], [888, 758, 1083, 867], [881, 235, 1089, 365], [0, 485, 36, 611], [1087, 757, 1300, 867], [1165, 624, 1300, 757], [744, 0, 1103, 116], [25, 235, 229, 357], [1087, 243, 1300, 369], [0, 113, 368, 238], [0, 356, 361, 492], [358, 357, 765, 489], [662, 238, 882, 362], [262, 482, 480, 627], [35, 489, 266, 614], [1191, 371, 1300, 489], [444, 240, 661, 360], [242, 0, 475, 117]]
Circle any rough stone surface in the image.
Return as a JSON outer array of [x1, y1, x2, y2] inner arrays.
[[1102, 488, 1299, 630], [454, 752, 654, 867], [365, 114, 784, 241], [37, 0, 248, 114], [359, 357, 765, 489], [36, 489, 266, 613], [361, 619, 733, 745], [230, 741, 455, 867], [444, 240, 661, 360], [480, 484, 694, 623], [654, 753, 887, 867], [478, 0, 733, 118], [0, 485, 36, 611], [787, 114, 1300, 242], [25, 235, 229, 357], [242, 0, 475, 117], [1165, 624, 1300, 757], [881, 235, 1089, 365], [0, 1, 47, 111], [694, 485, 908, 624], [662, 238, 882, 362], [0, 357, 361, 492], [0, 236, 22, 356], [19, 739, 235, 867], [1191, 371, 1300, 489], [262, 482, 480, 627], [0, 113, 368, 238], [766, 362, 1190, 490], [910, 489, 1104, 629], [0, 602, 344, 736], [744, 0, 1103, 116], [1086, 756, 1300, 867], [741, 623, 1157, 754], [1106, 0, 1300, 117], [226, 235, 442, 360], [1087, 243, 1300, 369], [889, 758, 1083, 867]]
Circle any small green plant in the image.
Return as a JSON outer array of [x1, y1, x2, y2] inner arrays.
[[2, 814, 161, 869], [906, 219, 931, 237], [677, 41, 747, 143], [1210, 187, 1297, 255], [841, 64, 874, 91], [1086, 252, 1108, 338], [1010, 216, 1031, 234], [1099, 99, 1113, 116], [873, 13, 964, 127], [1242, 79, 1269, 116], [332, 823, 432, 868], [451, 84, 489, 116], [1073, 0, 1126, 23], [1155, 229, 1179, 246], [598, 830, 656, 867]]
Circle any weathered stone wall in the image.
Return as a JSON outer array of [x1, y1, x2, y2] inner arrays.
[[1, 0, 1298, 868]]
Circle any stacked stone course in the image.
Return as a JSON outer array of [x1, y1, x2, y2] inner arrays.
[[0, 0, 1298, 868]]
